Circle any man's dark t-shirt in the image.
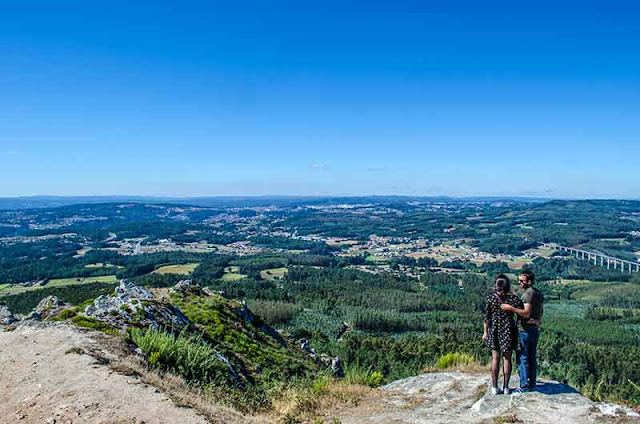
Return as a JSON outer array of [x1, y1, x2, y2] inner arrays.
[[522, 287, 544, 321]]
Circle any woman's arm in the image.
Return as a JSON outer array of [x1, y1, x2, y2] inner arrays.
[[483, 321, 489, 341], [501, 302, 532, 319]]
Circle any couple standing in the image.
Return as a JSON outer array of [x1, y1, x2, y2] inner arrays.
[[483, 270, 544, 395]]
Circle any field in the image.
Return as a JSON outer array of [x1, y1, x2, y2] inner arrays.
[[259, 267, 288, 281], [0, 275, 118, 295], [74, 247, 93, 256], [364, 255, 388, 263], [152, 263, 199, 275], [221, 272, 247, 281], [544, 278, 638, 301]]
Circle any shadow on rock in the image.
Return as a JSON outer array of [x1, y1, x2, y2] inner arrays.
[[534, 382, 579, 395]]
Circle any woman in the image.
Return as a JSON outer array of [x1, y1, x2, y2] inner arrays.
[[483, 274, 523, 395]]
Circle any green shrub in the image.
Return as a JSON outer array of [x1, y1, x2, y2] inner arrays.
[[436, 352, 476, 370], [49, 308, 77, 321], [71, 315, 118, 334], [367, 371, 384, 387], [344, 365, 383, 387], [128, 327, 230, 385]]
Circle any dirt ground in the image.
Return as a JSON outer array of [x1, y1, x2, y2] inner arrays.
[[0, 323, 216, 424]]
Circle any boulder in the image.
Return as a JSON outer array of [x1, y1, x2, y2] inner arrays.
[[331, 357, 344, 377], [235, 300, 287, 347], [0, 299, 17, 325], [22, 296, 68, 321], [169, 279, 205, 296], [85, 280, 190, 330]]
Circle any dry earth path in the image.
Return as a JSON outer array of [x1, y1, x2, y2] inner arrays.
[[0, 323, 210, 424]]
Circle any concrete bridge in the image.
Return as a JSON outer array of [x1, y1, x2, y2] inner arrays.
[[541, 243, 640, 273]]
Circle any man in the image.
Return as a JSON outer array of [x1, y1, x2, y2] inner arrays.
[[501, 270, 544, 392]]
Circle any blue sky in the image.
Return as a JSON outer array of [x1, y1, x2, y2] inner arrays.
[[1, 1, 639, 198]]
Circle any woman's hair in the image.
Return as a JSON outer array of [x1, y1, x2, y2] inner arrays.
[[494, 274, 511, 294]]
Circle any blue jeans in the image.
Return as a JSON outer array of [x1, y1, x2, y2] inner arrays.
[[519, 325, 539, 390]]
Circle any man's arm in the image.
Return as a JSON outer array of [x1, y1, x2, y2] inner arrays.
[[501, 302, 532, 318]]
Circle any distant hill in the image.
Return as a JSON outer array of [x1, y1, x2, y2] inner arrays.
[[0, 195, 552, 210]]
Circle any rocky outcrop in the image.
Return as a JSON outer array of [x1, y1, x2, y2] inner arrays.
[[234, 300, 287, 347], [169, 279, 206, 296], [0, 299, 17, 325], [84, 280, 190, 330], [337, 371, 640, 424], [22, 295, 68, 321]]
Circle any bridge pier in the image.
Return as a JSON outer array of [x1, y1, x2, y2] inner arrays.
[[542, 243, 640, 273]]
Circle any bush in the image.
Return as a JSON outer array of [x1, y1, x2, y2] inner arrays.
[[128, 327, 231, 386], [344, 365, 384, 387], [49, 308, 77, 321], [367, 371, 384, 387], [436, 352, 476, 370], [71, 315, 118, 334]]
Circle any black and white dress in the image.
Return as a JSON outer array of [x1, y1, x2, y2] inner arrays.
[[484, 291, 523, 353]]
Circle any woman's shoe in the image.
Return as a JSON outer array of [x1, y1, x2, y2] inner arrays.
[[503, 387, 511, 395], [491, 387, 503, 395]]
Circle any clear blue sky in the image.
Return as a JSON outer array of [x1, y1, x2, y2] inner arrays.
[[1, 1, 639, 198]]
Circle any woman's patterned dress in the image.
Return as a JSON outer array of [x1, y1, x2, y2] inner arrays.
[[484, 291, 523, 353]]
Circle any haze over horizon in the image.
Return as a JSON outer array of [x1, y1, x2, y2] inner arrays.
[[1, 1, 639, 198]]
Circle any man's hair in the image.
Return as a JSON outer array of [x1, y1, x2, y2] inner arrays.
[[521, 270, 535, 283], [495, 273, 511, 293]]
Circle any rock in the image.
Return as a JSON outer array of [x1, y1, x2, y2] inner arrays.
[[169, 280, 205, 296], [84, 280, 190, 330], [0, 299, 17, 325], [337, 371, 640, 424], [236, 300, 255, 324], [115, 280, 155, 301], [331, 357, 344, 377], [235, 300, 287, 347], [22, 296, 68, 321], [299, 338, 310, 352]]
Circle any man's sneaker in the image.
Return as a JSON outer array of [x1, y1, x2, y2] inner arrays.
[[511, 387, 528, 394], [491, 387, 503, 395]]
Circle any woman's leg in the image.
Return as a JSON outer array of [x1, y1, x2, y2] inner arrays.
[[491, 349, 501, 388], [502, 350, 512, 390]]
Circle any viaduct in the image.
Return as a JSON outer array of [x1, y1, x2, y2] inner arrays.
[[541, 243, 640, 273]]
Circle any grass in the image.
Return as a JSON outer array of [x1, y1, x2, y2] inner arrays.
[[493, 413, 523, 424], [106, 356, 259, 424], [566, 281, 636, 302], [71, 315, 119, 334], [129, 327, 230, 385], [436, 352, 478, 370], [0, 275, 118, 295], [272, 372, 371, 423], [343, 364, 384, 387], [364, 255, 388, 264], [152, 263, 199, 275], [221, 272, 247, 282], [259, 267, 289, 281]]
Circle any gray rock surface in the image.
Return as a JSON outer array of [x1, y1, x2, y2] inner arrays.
[[338, 371, 639, 424], [0, 299, 17, 325], [169, 279, 205, 296], [84, 280, 190, 330], [22, 296, 68, 321]]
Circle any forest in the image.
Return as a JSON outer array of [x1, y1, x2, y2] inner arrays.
[[1, 198, 640, 406]]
